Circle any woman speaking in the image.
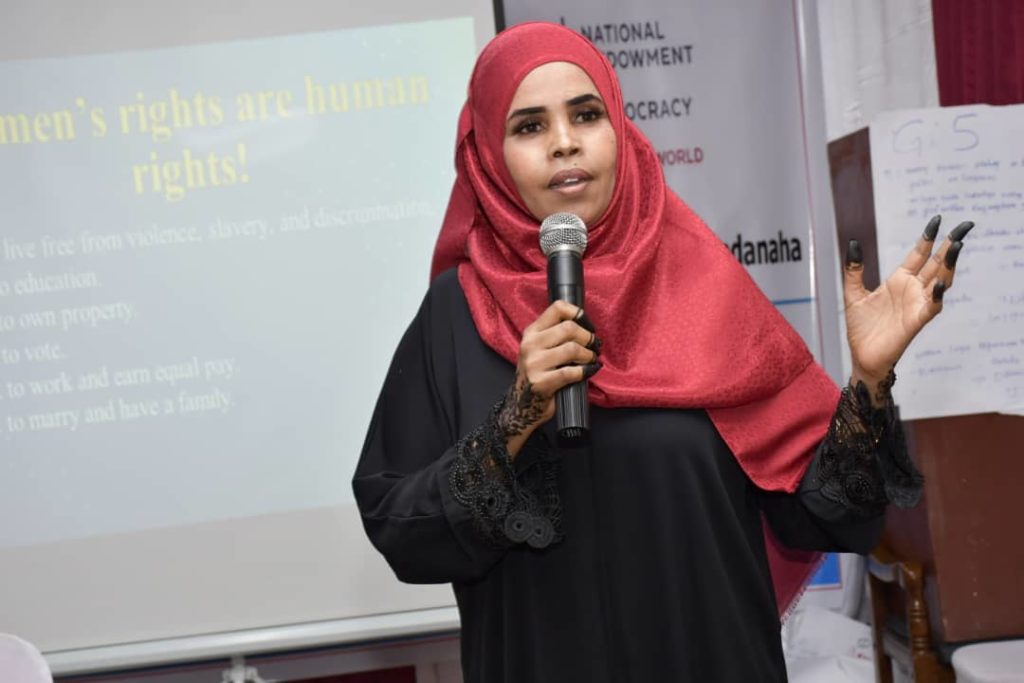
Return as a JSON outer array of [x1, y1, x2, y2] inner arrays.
[[353, 22, 970, 682]]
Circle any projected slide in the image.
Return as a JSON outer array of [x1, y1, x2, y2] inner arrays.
[[0, 18, 475, 548]]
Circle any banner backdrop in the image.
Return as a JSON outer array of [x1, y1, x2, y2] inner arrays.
[[502, 0, 843, 375]]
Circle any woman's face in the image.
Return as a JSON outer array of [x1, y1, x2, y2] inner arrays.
[[502, 61, 617, 228]]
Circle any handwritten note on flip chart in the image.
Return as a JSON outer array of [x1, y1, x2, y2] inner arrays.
[[870, 104, 1024, 420]]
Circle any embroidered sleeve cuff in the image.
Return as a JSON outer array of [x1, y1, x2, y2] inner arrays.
[[447, 400, 563, 550], [805, 369, 923, 519]]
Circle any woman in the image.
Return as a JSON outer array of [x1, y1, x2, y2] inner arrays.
[[353, 22, 969, 681]]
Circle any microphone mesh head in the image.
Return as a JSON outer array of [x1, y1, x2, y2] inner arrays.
[[539, 212, 588, 257]]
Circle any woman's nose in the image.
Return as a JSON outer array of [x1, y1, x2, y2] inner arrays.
[[550, 119, 580, 158]]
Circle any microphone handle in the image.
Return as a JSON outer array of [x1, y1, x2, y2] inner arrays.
[[547, 250, 590, 444]]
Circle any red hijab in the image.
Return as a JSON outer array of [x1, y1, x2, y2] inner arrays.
[[431, 22, 839, 615]]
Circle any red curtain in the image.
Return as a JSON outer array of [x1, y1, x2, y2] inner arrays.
[[932, 0, 1024, 105]]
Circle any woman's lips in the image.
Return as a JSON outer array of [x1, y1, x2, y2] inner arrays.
[[548, 168, 593, 195]]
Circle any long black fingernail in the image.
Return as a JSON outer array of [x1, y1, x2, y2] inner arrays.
[[846, 239, 863, 267], [587, 335, 603, 355], [949, 221, 975, 241], [944, 241, 963, 269], [933, 280, 947, 303], [575, 309, 595, 333], [923, 215, 941, 241], [581, 361, 603, 380]]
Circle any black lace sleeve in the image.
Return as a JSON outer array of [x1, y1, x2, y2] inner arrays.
[[448, 400, 563, 550], [801, 369, 924, 519]]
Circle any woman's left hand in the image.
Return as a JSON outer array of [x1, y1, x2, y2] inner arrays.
[[843, 215, 973, 399]]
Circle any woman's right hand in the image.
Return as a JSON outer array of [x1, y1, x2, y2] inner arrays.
[[499, 300, 602, 458]]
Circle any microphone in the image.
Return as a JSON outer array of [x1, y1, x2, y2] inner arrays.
[[539, 212, 590, 444]]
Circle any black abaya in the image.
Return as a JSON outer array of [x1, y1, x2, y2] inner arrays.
[[353, 269, 889, 682]]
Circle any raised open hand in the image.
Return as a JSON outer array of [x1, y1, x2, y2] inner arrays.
[[843, 215, 973, 393]]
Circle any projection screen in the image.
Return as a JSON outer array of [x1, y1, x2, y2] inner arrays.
[[0, 0, 495, 674]]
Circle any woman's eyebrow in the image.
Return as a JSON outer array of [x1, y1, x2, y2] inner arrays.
[[507, 105, 545, 121], [507, 93, 603, 122], [567, 93, 601, 106]]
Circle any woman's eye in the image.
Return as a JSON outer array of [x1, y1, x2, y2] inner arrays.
[[576, 108, 605, 123], [514, 119, 542, 135]]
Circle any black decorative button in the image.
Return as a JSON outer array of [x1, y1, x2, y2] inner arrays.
[[526, 517, 554, 549], [481, 484, 510, 517], [504, 510, 532, 544]]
